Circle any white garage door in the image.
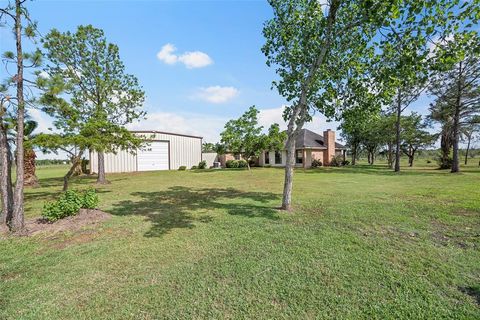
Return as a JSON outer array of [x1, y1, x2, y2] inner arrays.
[[137, 141, 169, 171]]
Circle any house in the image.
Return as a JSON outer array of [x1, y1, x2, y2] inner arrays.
[[89, 130, 203, 173], [259, 129, 346, 168]]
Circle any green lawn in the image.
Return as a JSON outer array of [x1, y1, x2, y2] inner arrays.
[[1, 160, 480, 319]]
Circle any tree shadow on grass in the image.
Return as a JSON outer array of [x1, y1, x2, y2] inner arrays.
[[109, 186, 280, 237]]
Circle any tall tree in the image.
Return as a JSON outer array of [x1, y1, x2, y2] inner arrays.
[[263, 0, 393, 210], [0, 0, 40, 232], [42, 25, 145, 184], [0, 88, 14, 227], [429, 32, 480, 172]]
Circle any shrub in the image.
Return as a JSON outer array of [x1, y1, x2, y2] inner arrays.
[[82, 187, 99, 209], [42, 188, 99, 222], [426, 160, 432, 164], [436, 156, 452, 169], [226, 159, 239, 168], [191, 165, 198, 170], [238, 160, 248, 168], [329, 155, 344, 167], [178, 166, 187, 171], [198, 160, 207, 169], [341, 160, 350, 166], [311, 159, 323, 168]]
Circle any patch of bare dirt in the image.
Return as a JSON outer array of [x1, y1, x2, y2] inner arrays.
[[23, 209, 111, 236]]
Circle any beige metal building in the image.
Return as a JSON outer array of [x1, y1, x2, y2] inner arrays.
[[89, 131, 203, 173]]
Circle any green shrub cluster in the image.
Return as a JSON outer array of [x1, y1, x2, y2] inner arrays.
[[191, 165, 198, 169], [178, 166, 187, 171], [42, 188, 99, 222], [198, 160, 207, 169], [311, 159, 323, 168], [225, 159, 248, 168]]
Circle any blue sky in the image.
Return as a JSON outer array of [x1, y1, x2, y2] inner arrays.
[[1, 0, 438, 158]]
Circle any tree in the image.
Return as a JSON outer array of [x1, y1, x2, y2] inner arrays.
[[429, 98, 454, 169], [0, 88, 13, 227], [202, 142, 215, 153], [263, 0, 394, 210], [220, 106, 266, 170], [264, 123, 287, 153], [429, 32, 480, 172], [0, 0, 41, 232], [6, 116, 40, 187], [400, 113, 436, 167], [42, 25, 145, 185], [461, 119, 480, 165]]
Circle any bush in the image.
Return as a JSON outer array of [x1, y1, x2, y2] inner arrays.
[[225, 159, 248, 168], [191, 165, 198, 170], [329, 155, 344, 167], [226, 159, 239, 168], [42, 188, 99, 222], [238, 160, 248, 168], [426, 160, 432, 164], [341, 160, 350, 166], [198, 160, 207, 169], [311, 159, 323, 168], [436, 156, 452, 169], [82, 187, 99, 209], [178, 166, 187, 171]]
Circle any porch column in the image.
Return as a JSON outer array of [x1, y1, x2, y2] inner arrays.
[[303, 149, 306, 169]]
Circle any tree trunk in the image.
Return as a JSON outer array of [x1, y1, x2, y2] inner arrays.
[[465, 136, 471, 165], [282, 133, 296, 211], [96, 151, 108, 184], [63, 151, 84, 191], [351, 144, 357, 165], [451, 62, 462, 173], [394, 92, 402, 172], [0, 119, 13, 228], [11, 0, 25, 232], [387, 143, 394, 169], [23, 148, 39, 187]]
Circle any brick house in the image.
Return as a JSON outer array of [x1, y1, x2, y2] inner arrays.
[[259, 129, 346, 168]]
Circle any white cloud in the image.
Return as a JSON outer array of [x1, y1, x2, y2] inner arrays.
[[258, 106, 341, 136], [156, 43, 213, 69], [156, 43, 178, 65], [126, 111, 227, 142], [194, 86, 239, 104], [29, 108, 55, 134]]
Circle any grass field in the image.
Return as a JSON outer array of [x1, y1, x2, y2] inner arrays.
[[1, 160, 480, 319]]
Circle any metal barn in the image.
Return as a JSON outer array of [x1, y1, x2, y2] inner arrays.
[[89, 131, 203, 173]]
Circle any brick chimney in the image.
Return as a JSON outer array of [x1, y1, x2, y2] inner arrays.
[[323, 129, 335, 165]]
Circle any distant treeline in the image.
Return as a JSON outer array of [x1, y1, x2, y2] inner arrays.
[[36, 159, 69, 166]]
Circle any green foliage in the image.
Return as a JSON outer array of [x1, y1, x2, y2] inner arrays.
[[39, 25, 146, 161], [225, 160, 238, 168], [225, 160, 248, 169], [191, 165, 198, 170], [198, 160, 207, 169], [202, 142, 215, 153], [178, 166, 187, 171], [82, 188, 99, 209], [237, 160, 248, 168], [311, 159, 323, 168], [329, 155, 344, 167], [41, 188, 99, 222]]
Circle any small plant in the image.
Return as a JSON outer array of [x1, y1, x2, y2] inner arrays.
[[178, 166, 187, 171], [42, 188, 99, 222], [341, 160, 350, 166], [426, 159, 432, 164], [198, 160, 207, 169], [191, 165, 198, 170], [311, 159, 323, 168]]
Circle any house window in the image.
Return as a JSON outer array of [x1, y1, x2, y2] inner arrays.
[[234, 154, 241, 160], [275, 151, 282, 164], [296, 150, 303, 164], [264, 152, 270, 164]]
